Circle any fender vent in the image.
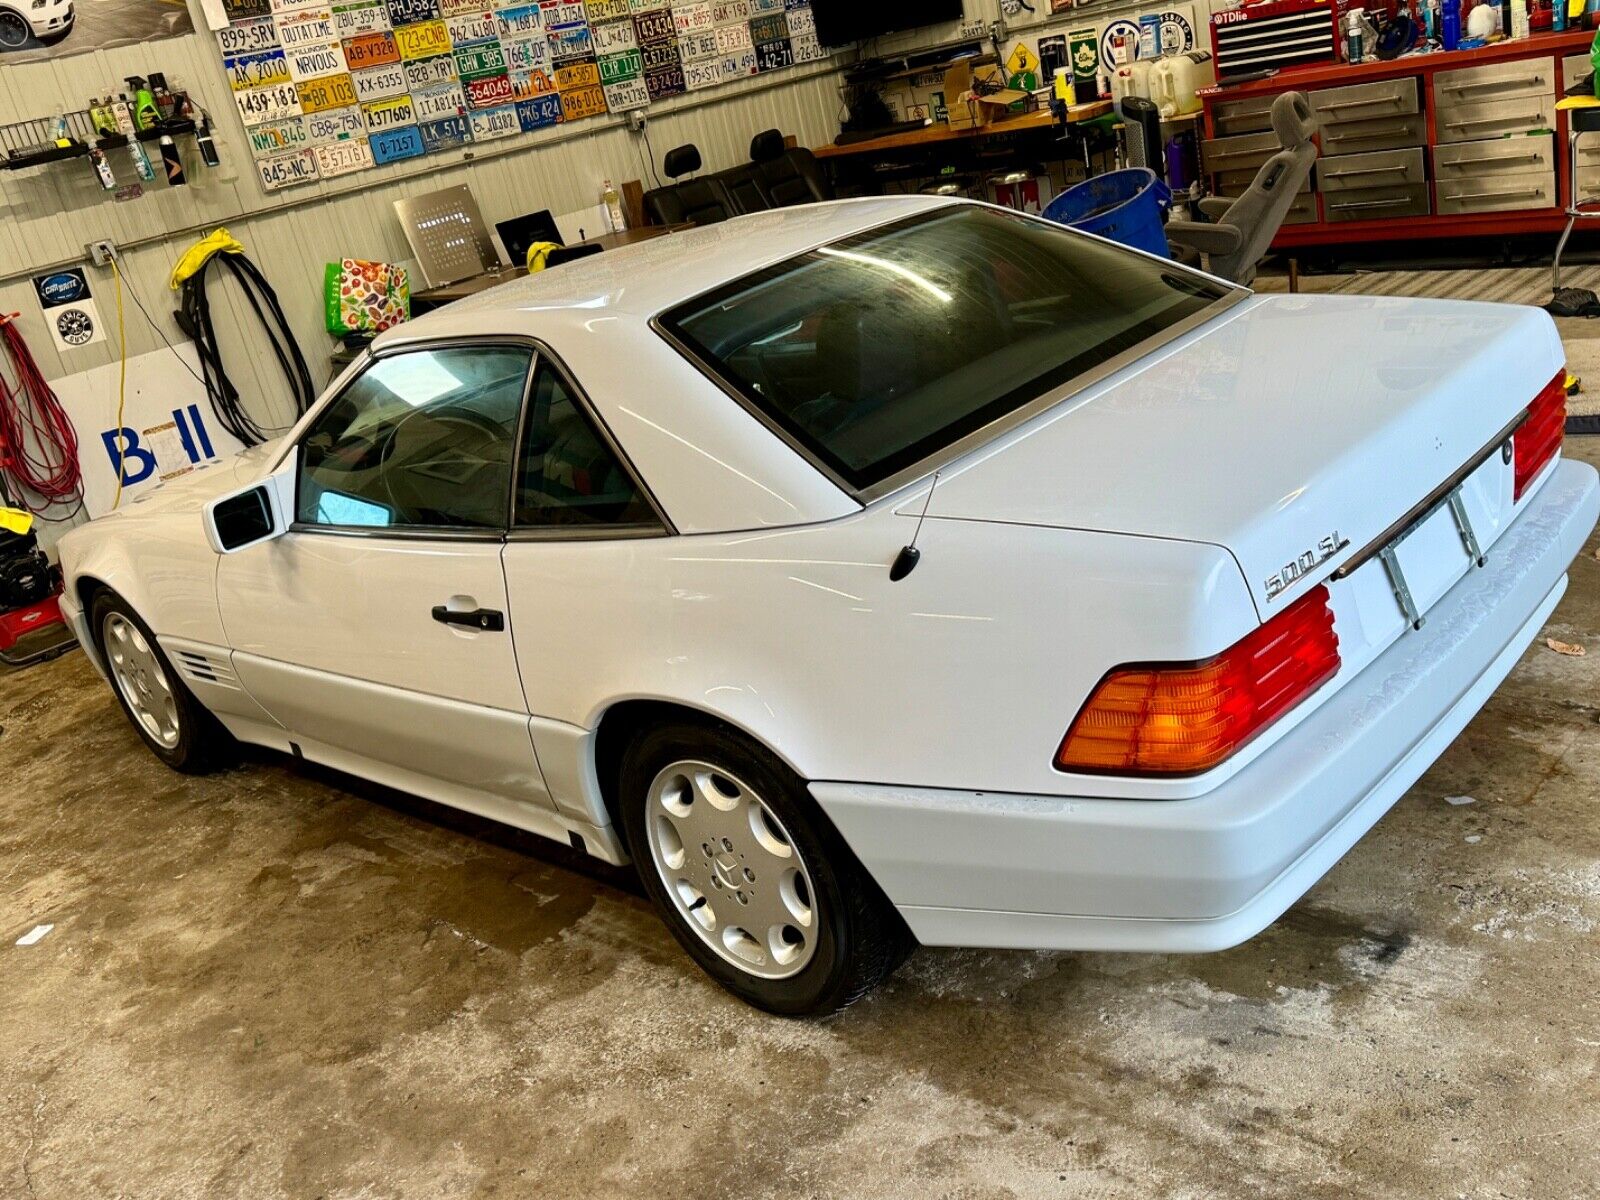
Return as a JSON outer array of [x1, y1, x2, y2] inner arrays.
[[172, 648, 239, 691]]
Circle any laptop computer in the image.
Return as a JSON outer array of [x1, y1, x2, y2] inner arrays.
[[495, 210, 564, 267]]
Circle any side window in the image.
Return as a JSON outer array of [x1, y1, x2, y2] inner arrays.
[[514, 364, 659, 530], [298, 346, 531, 530]]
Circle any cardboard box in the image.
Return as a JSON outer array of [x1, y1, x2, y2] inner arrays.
[[944, 61, 1035, 129]]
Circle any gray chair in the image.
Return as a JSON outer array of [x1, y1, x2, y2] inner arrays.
[[1166, 91, 1318, 286]]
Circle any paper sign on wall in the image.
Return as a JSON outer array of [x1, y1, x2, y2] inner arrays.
[[31, 269, 105, 353]]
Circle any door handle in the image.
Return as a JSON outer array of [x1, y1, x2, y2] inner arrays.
[[432, 605, 505, 632]]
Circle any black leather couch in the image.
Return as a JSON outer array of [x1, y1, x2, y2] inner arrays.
[[642, 130, 835, 227]]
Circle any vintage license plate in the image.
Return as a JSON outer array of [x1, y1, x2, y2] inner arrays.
[[786, 5, 813, 36], [683, 55, 722, 88], [445, 10, 495, 44], [362, 93, 416, 130], [632, 7, 672, 40], [411, 80, 466, 119], [352, 61, 410, 100], [584, 0, 629, 18], [438, 0, 484, 12], [511, 67, 556, 97], [395, 17, 451, 57], [603, 75, 649, 110], [314, 137, 375, 175], [559, 84, 606, 120], [384, 0, 438, 23], [287, 42, 349, 80], [218, 16, 280, 54], [332, 0, 390, 36], [720, 46, 757, 76], [256, 147, 320, 189], [495, 3, 542, 36], [276, 8, 335, 49], [454, 40, 506, 75], [555, 58, 600, 88], [226, 48, 291, 89], [235, 80, 304, 124], [714, 21, 750, 52], [639, 39, 679, 71], [223, 0, 272, 19], [749, 12, 785, 42], [678, 27, 716, 59], [304, 103, 365, 141], [343, 28, 400, 67], [673, 1, 712, 34], [516, 92, 563, 129], [748, 0, 782, 12], [541, 0, 585, 25], [502, 35, 549, 72], [296, 72, 360, 111], [548, 24, 593, 60], [420, 112, 473, 150], [468, 104, 519, 140], [369, 123, 424, 162], [464, 71, 514, 107], [404, 52, 458, 85], [271, 0, 324, 12], [645, 63, 684, 97], [246, 116, 309, 156], [598, 48, 640, 83], [754, 37, 791, 71], [792, 31, 824, 62], [711, 0, 749, 19], [591, 17, 635, 54]]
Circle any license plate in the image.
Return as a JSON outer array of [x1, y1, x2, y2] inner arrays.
[[787, 5, 814, 36], [445, 11, 495, 44], [495, 3, 542, 36], [640, 41, 680, 72], [420, 112, 472, 150], [222, 0, 271, 18], [603, 75, 649, 110], [225, 48, 291, 89], [543, 0, 585, 25], [256, 147, 320, 190], [438, 0, 483, 12], [633, 8, 672, 40], [510, 68, 556, 98], [516, 93, 563, 130], [721, 47, 757, 76], [217, 16, 279, 54], [343, 29, 399, 68], [276, 8, 335, 49], [548, 25, 592, 60], [684, 56, 722, 88], [362, 93, 416, 130], [411, 81, 466, 119], [353, 62, 409, 101], [559, 83, 606, 120], [314, 137, 375, 175], [591, 17, 636, 55], [404, 53, 457, 86], [246, 116, 310, 156], [645, 63, 684, 98], [598, 48, 640, 84], [454, 41, 506, 75], [369, 123, 425, 162], [715, 22, 751, 52], [750, 13, 786, 42], [755, 37, 792, 71], [503, 36, 549, 72], [679, 29, 717, 60], [235, 81, 303, 125], [297, 72, 359, 111], [792, 32, 825, 62], [304, 103, 364, 141], [711, 0, 749, 19], [584, 0, 629, 18], [287, 42, 348, 81], [332, 0, 389, 36], [464, 71, 514, 108], [469, 104, 519, 140], [555, 59, 599, 89], [395, 17, 450, 57], [384, 0, 438, 23], [673, 1, 713, 34]]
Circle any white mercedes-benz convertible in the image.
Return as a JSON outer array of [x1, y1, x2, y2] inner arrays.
[[58, 198, 1598, 1013]]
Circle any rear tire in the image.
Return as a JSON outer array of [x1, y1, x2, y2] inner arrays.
[[90, 590, 236, 775], [620, 720, 912, 1015]]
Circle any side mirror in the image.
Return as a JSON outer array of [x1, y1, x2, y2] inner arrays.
[[203, 462, 295, 554]]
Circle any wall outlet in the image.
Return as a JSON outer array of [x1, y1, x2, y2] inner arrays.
[[87, 239, 118, 266], [628, 110, 647, 133]]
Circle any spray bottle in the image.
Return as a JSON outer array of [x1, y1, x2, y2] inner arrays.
[[602, 179, 626, 233], [125, 76, 160, 130]]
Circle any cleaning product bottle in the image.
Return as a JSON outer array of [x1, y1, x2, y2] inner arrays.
[[88, 145, 117, 190], [1442, 0, 1461, 48], [1424, 0, 1440, 42], [112, 93, 136, 137], [1510, 0, 1530, 35], [1555, 0, 1568, 29], [602, 179, 626, 233], [89, 98, 117, 139], [157, 133, 186, 186], [195, 117, 220, 168], [1344, 9, 1365, 62], [149, 72, 176, 121], [126, 76, 160, 130]]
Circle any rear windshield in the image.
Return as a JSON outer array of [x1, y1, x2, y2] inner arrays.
[[659, 206, 1232, 492]]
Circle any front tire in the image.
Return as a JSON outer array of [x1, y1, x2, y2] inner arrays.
[[620, 721, 911, 1016], [90, 590, 235, 774]]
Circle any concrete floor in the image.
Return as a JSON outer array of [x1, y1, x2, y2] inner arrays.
[[4, 407, 1600, 1200]]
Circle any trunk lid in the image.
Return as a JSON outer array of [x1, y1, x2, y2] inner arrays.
[[926, 293, 1562, 616]]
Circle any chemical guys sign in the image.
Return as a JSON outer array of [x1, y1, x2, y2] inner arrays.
[[50, 343, 248, 518]]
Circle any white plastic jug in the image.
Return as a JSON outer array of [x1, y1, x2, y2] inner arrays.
[[1149, 52, 1212, 118], [1111, 58, 1155, 107]]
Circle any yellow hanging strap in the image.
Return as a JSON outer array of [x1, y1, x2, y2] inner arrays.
[[169, 228, 246, 290], [0, 506, 35, 536], [525, 241, 563, 273]]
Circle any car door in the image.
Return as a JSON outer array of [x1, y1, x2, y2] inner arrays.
[[216, 341, 557, 820]]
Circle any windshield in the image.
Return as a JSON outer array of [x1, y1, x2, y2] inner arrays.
[[659, 206, 1234, 492]]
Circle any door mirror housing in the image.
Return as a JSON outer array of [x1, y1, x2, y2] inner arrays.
[[203, 461, 295, 554]]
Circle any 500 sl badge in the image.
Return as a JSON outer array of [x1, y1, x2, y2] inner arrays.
[[1265, 532, 1349, 600]]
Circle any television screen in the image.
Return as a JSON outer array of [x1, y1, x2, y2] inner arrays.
[[811, 0, 965, 48]]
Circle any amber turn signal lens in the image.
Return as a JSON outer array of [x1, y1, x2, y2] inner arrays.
[[1513, 369, 1566, 502], [1056, 585, 1341, 776]]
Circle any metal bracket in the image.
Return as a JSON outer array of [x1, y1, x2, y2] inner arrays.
[[1378, 545, 1424, 631], [1447, 485, 1486, 568]]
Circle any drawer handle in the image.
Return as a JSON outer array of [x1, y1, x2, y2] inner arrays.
[[1444, 113, 1543, 128], [1450, 186, 1545, 201], [1441, 75, 1546, 94], [1325, 164, 1411, 178], [1328, 121, 1418, 138], [1329, 197, 1417, 211], [1321, 95, 1405, 112], [1440, 151, 1543, 166]]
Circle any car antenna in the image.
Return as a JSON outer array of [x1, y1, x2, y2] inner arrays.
[[890, 471, 940, 582]]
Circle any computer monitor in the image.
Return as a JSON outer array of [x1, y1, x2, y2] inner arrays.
[[496, 210, 564, 267]]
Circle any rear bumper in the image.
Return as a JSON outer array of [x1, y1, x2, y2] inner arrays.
[[812, 458, 1600, 952]]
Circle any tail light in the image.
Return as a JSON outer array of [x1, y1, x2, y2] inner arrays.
[[1514, 369, 1566, 501], [1056, 586, 1341, 776]]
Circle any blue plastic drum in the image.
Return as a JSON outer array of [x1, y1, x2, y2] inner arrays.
[[1042, 168, 1173, 258]]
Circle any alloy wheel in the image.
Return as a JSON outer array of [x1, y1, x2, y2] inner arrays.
[[103, 612, 181, 749]]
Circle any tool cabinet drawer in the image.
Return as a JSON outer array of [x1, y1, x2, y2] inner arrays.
[[1434, 56, 1555, 108], [1435, 170, 1557, 214], [1317, 147, 1425, 192], [1320, 110, 1426, 155], [1310, 78, 1419, 128], [1216, 166, 1313, 194], [1322, 183, 1430, 222], [1201, 130, 1281, 175], [1433, 134, 1554, 180], [1435, 94, 1556, 143], [1211, 94, 1279, 136]]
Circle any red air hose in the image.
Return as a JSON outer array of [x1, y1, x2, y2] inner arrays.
[[0, 312, 84, 518]]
